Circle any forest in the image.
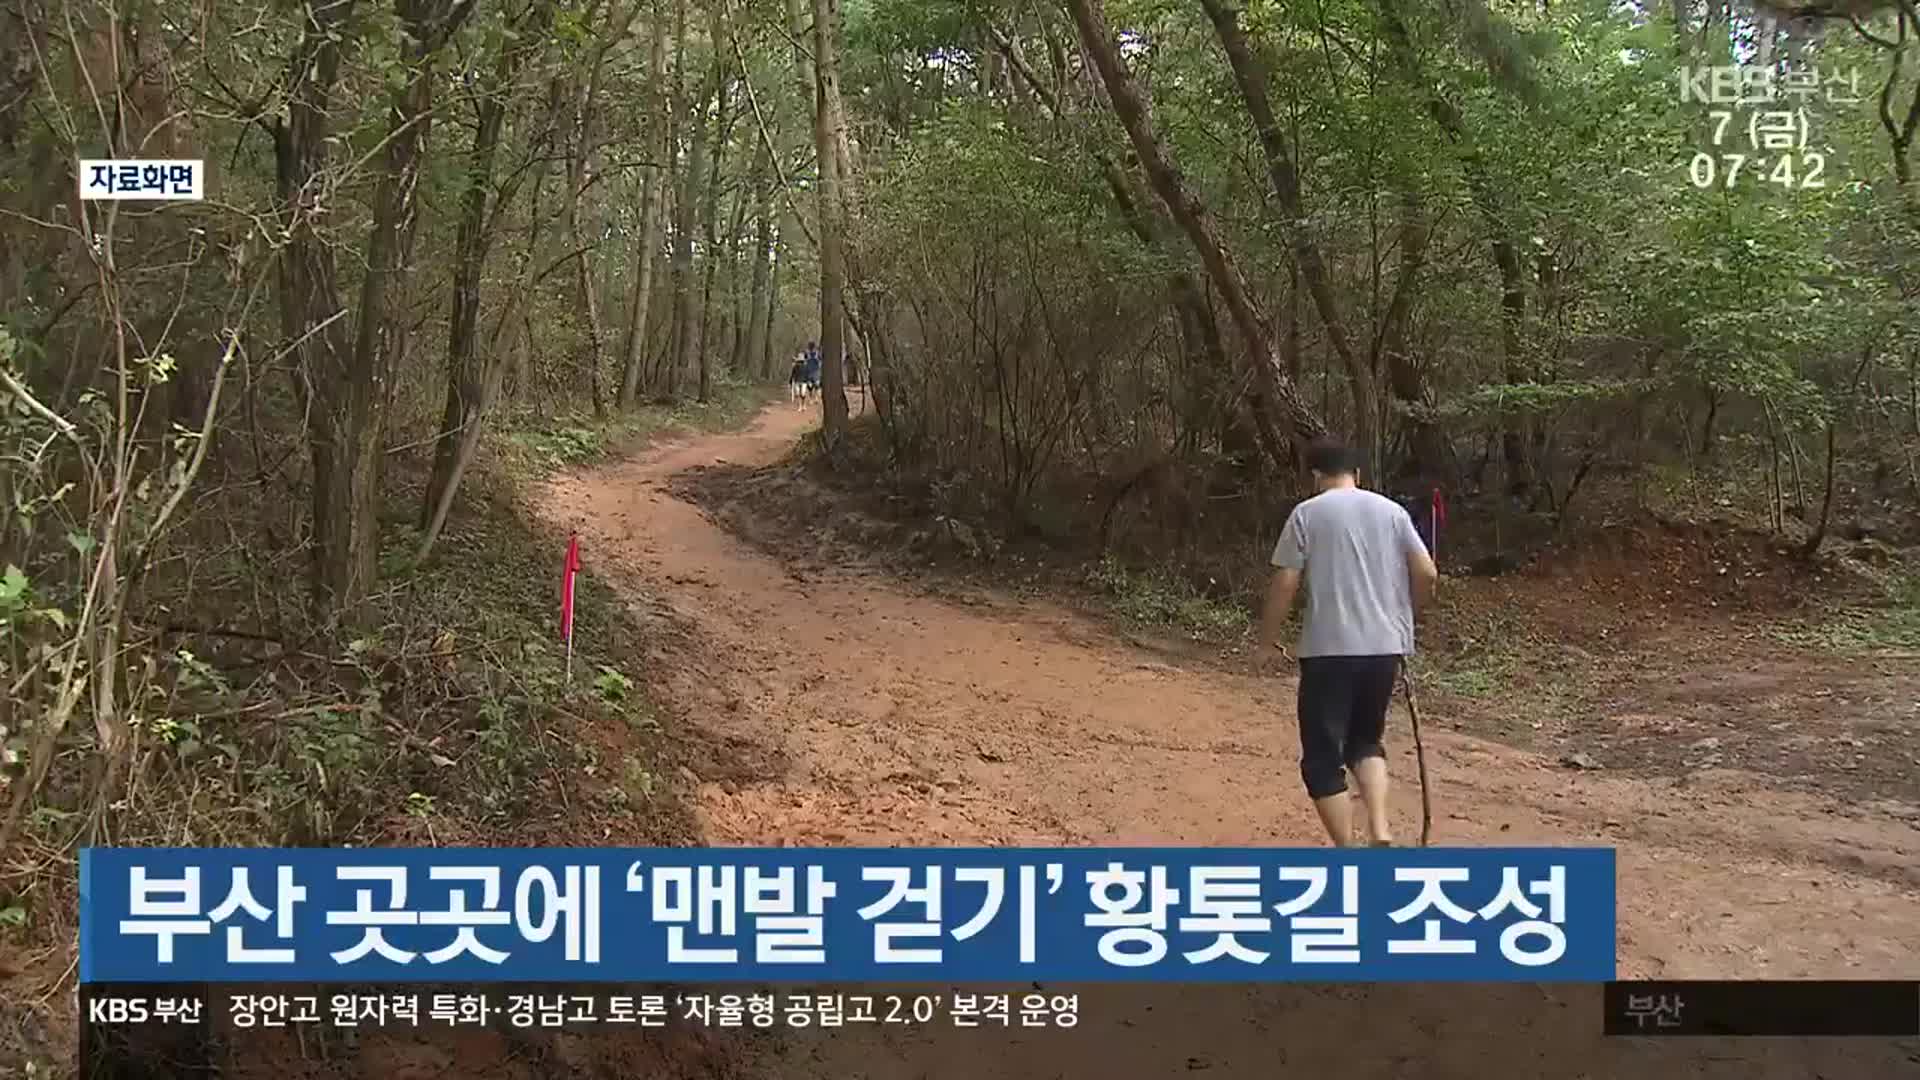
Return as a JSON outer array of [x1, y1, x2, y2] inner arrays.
[[2, 0, 1919, 1073]]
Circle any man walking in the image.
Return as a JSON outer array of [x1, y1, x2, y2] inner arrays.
[[1260, 438, 1439, 847]]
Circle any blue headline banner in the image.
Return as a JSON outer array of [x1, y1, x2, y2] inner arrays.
[[80, 847, 1615, 983]]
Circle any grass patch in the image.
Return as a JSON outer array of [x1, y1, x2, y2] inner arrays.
[[1418, 595, 1541, 702], [1430, 663, 1509, 698], [496, 380, 780, 475], [620, 754, 658, 805], [1771, 569, 1920, 652], [622, 697, 663, 735], [1085, 556, 1252, 639]]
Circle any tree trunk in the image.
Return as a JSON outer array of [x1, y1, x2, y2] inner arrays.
[[420, 0, 557, 556], [1494, 239, 1531, 492], [721, 147, 756, 377], [1198, 0, 1368, 462], [1062, 0, 1325, 452], [992, 25, 1264, 466], [1698, 385, 1719, 464], [0, 1, 40, 157], [355, 0, 471, 467], [698, 3, 735, 402], [274, 0, 368, 620], [760, 237, 781, 377], [1763, 397, 1784, 533], [650, 72, 681, 397], [775, 0, 809, 368], [1368, 0, 1448, 482], [495, 75, 565, 403], [1877, 34, 1920, 228], [0, 0, 48, 318], [790, 0, 813, 123], [812, 0, 851, 443], [735, 144, 772, 377], [572, 2, 644, 415], [668, 0, 707, 400], [1374, 0, 1528, 491], [567, 87, 608, 417], [562, 17, 625, 418], [619, 0, 671, 409], [1801, 346, 1875, 558], [1378, 185, 1447, 481]]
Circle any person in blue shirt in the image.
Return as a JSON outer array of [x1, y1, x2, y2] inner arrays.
[[788, 352, 810, 405], [802, 342, 822, 389]]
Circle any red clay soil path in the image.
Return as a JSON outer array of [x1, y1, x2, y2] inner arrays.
[[534, 399, 1920, 1079]]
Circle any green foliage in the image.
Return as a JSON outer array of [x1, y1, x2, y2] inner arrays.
[[1433, 664, 1504, 698], [499, 386, 780, 476], [1086, 556, 1250, 638], [619, 754, 656, 804], [519, 424, 608, 467], [1774, 570, 1920, 653], [172, 648, 230, 696], [592, 665, 633, 703], [1445, 378, 1647, 421], [623, 698, 662, 734]]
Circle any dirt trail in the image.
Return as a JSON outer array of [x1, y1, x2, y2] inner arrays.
[[534, 400, 1920, 1079]]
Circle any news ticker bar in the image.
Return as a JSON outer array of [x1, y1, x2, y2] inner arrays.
[[83, 981, 1920, 1038], [83, 983, 1078, 1031], [1605, 980, 1919, 1037]]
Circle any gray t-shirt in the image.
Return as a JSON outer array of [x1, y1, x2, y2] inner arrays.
[[1270, 486, 1428, 658]]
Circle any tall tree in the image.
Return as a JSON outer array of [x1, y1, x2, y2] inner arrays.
[[1062, 0, 1325, 452], [0, 3, 41, 315], [668, 0, 712, 399], [1373, 0, 1535, 492], [620, 0, 672, 408], [353, 0, 474, 456], [1198, 0, 1371, 467], [987, 23, 1256, 463], [730, 141, 769, 377], [564, 0, 645, 417], [760, 228, 782, 377], [811, 0, 851, 441], [274, 0, 368, 618], [697, 0, 735, 401], [420, 0, 559, 560], [494, 73, 568, 399], [1363, 0, 1449, 479]]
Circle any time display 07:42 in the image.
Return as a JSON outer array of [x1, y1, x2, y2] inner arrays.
[[1688, 151, 1826, 190]]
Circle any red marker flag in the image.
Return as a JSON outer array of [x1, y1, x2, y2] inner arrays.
[[561, 532, 581, 681], [1430, 487, 1446, 562]]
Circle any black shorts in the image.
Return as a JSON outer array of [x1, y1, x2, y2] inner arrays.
[[1295, 654, 1401, 798]]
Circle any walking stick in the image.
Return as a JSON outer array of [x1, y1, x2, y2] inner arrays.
[[1401, 666, 1433, 847]]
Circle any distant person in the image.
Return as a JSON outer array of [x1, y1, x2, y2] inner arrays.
[[788, 352, 810, 406], [803, 341, 822, 394], [1259, 438, 1439, 847]]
